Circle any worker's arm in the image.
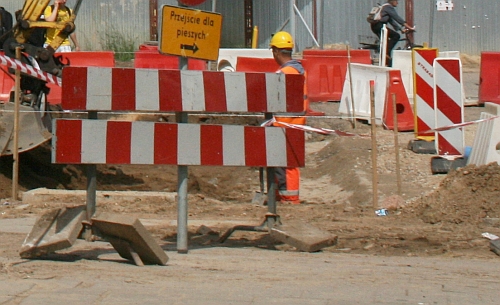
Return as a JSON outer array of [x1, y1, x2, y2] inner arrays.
[[402, 23, 415, 31], [44, 2, 59, 22], [70, 32, 81, 51]]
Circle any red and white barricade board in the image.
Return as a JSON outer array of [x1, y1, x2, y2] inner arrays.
[[61, 67, 304, 113], [53, 67, 306, 167], [433, 58, 464, 156], [412, 48, 438, 140], [53, 120, 304, 166]]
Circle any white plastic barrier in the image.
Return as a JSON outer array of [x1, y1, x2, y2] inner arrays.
[[468, 103, 500, 166], [339, 63, 392, 125], [217, 49, 273, 71], [392, 50, 413, 105], [439, 51, 460, 59]]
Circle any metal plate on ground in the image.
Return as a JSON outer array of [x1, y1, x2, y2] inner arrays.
[[431, 156, 467, 174], [0, 103, 51, 156], [491, 239, 500, 256], [91, 212, 168, 266], [270, 222, 338, 252], [408, 139, 437, 154], [20, 205, 85, 258]]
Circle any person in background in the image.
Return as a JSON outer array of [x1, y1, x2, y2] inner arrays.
[[44, 0, 81, 52], [217, 59, 235, 72], [269, 31, 306, 205], [370, 0, 414, 66]]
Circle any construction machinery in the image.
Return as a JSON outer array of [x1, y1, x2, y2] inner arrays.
[[0, 0, 82, 156]]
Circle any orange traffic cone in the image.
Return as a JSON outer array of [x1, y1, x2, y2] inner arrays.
[[383, 70, 414, 131]]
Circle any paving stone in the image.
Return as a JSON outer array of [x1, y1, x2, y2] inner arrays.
[[92, 212, 169, 265], [19, 205, 85, 258]]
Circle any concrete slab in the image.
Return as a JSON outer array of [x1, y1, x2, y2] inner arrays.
[[0, 217, 254, 234], [19, 205, 85, 258], [22, 188, 177, 205], [91, 212, 169, 265], [270, 221, 338, 252], [0, 217, 36, 234]]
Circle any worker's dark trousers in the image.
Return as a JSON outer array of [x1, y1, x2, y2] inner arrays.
[[275, 167, 300, 204]]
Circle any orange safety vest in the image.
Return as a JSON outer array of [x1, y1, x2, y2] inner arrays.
[[273, 62, 308, 126], [273, 60, 305, 204]]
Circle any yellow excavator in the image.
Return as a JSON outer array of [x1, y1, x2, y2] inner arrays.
[[0, 0, 82, 156]]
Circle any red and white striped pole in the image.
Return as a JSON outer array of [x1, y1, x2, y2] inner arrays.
[[412, 48, 438, 141], [434, 58, 464, 156]]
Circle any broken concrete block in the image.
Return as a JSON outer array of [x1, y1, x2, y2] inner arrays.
[[270, 222, 338, 252], [20, 205, 85, 258], [92, 212, 168, 265], [196, 225, 218, 236]]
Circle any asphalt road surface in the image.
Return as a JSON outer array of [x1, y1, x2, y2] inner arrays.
[[0, 217, 499, 305]]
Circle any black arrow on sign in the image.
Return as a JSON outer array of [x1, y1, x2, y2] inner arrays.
[[180, 43, 199, 54]]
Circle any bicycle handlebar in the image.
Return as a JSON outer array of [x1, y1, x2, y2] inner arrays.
[[404, 25, 416, 32]]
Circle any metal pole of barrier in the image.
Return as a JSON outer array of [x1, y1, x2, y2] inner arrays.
[[11, 47, 21, 201], [177, 113, 189, 254], [346, 44, 356, 128], [84, 111, 98, 240], [392, 93, 402, 196], [428, 0, 434, 47], [266, 167, 277, 227], [176, 22, 189, 252], [370, 80, 379, 209], [264, 113, 277, 228], [317, 0, 324, 49]]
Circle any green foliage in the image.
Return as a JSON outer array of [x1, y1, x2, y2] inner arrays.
[[99, 29, 136, 62]]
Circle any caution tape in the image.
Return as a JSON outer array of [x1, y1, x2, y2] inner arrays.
[[420, 115, 500, 134], [261, 114, 500, 138], [0, 54, 62, 86], [261, 117, 360, 137]]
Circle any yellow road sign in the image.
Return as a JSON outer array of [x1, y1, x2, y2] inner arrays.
[[160, 5, 222, 61]]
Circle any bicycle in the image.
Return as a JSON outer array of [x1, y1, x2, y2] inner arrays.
[[358, 28, 422, 65], [396, 28, 423, 50]]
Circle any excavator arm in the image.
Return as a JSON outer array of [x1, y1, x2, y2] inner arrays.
[[5, 0, 82, 76], [0, 0, 82, 156]]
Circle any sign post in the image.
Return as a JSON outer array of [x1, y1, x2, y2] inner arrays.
[[160, 5, 222, 61], [161, 3, 222, 252]]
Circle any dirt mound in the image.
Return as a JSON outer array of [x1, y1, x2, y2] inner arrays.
[[411, 163, 500, 225]]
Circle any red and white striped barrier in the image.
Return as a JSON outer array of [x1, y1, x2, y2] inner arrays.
[[434, 58, 464, 155], [53, 119, 305, 167], [413, 48, 438, 140], [0, 54, 62, 86], [61, 67, 304, 113]]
